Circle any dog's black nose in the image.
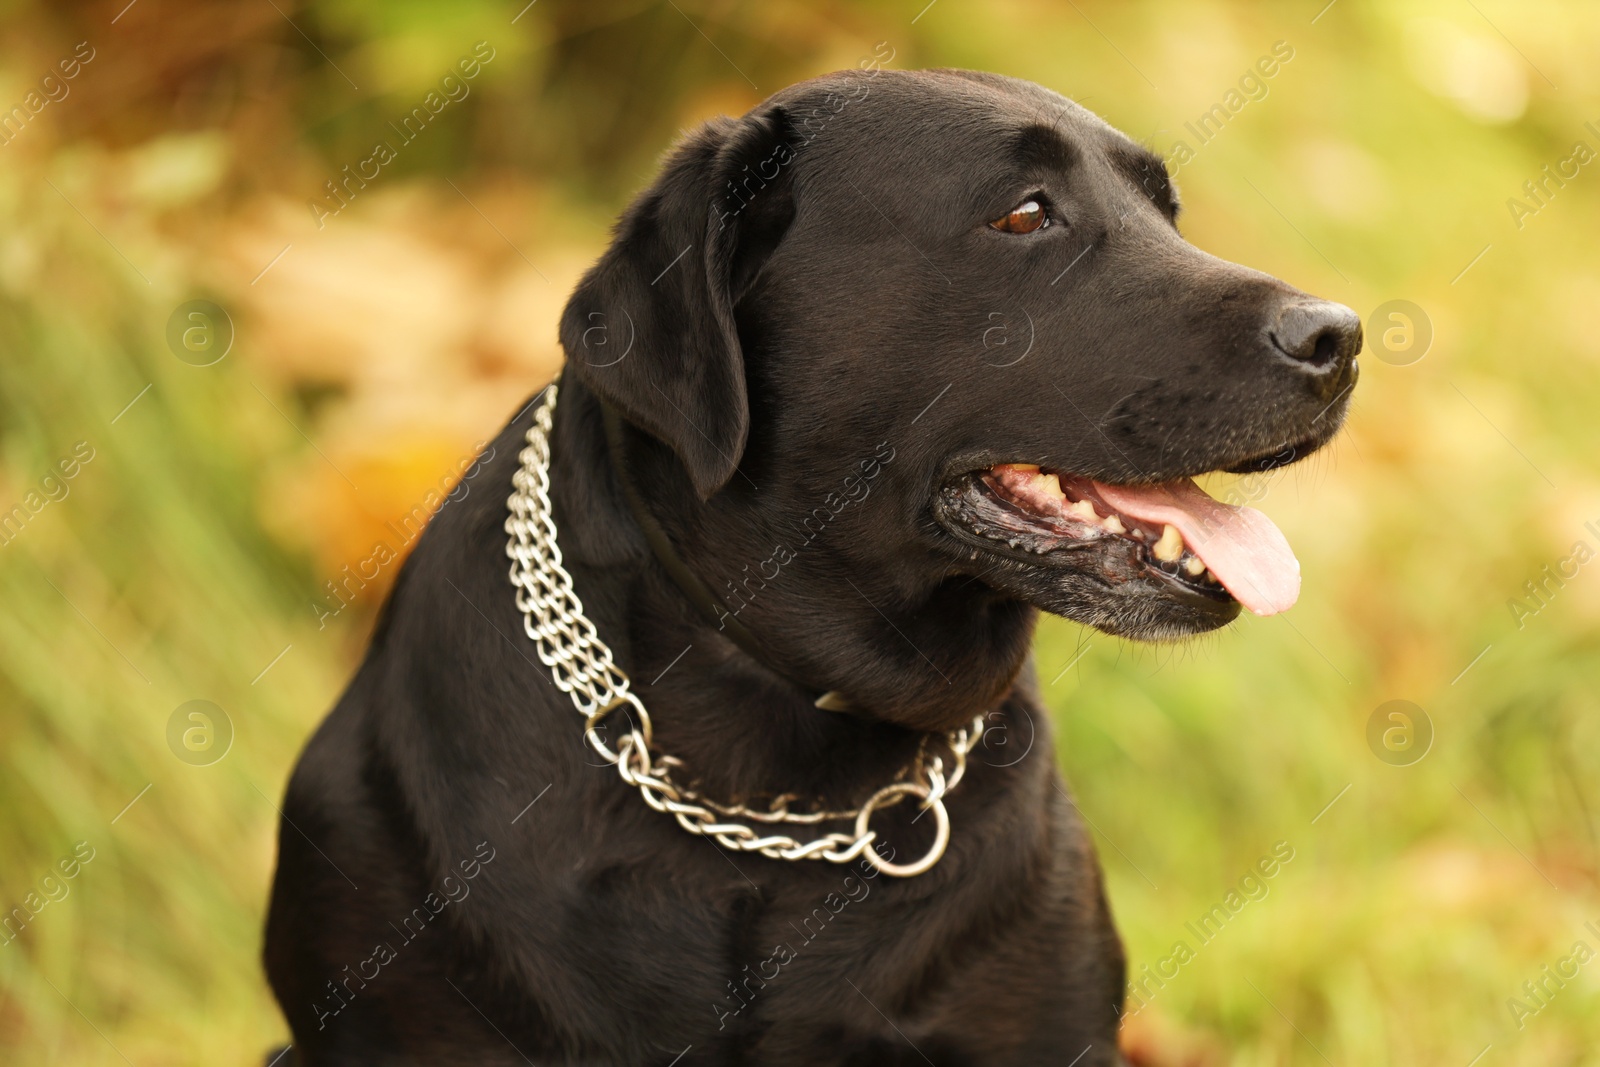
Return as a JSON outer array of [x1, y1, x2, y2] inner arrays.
[[1270, 300, 1362, 373]]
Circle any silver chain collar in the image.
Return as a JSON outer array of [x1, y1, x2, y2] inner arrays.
[[503, 384, 985, 877]]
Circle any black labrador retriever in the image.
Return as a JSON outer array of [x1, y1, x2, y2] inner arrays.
[[264, 68, 1359, 1065]]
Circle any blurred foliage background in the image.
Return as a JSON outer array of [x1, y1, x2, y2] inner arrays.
[[1, 0, 1597, 1063]]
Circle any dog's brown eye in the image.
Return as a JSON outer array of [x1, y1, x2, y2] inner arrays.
[[990, 199, 1048, 234]]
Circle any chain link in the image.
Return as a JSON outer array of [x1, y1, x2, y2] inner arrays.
[[505, 385, 984, 876]]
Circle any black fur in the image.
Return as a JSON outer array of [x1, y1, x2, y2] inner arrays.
[[265, 69, 1358, 1065]]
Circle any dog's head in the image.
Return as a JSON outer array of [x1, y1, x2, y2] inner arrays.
[[561, 69, 1359, 726]]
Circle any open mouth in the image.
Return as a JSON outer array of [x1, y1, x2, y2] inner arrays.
[[938, 463, 1302, 619]]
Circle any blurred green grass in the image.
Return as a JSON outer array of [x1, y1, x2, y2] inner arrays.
[[2, 0, 1598, 1063]]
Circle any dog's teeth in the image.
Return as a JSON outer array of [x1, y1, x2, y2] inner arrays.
[[1102, 514, 1125, 535], [1037, 472, 1065, 502], [1153, 524, 1183, 562], [1184, 556, 1205, 576], [1068, 499, 1098, 523]]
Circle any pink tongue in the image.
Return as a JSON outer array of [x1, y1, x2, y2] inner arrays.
[[1092, 479, 1301, 616]]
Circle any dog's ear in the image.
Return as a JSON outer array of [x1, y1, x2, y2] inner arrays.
[[561, 107, 798, 500]]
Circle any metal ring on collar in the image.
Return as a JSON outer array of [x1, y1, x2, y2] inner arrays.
[[854, 782, 951, 878], [585, 691, 651, 763]]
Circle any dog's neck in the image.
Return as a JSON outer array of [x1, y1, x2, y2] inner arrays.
[[599, 399, 787, 682], [547, 371, 1036, 774]]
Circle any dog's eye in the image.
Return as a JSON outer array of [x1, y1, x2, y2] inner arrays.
[[990, 199, 1049, 234]]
